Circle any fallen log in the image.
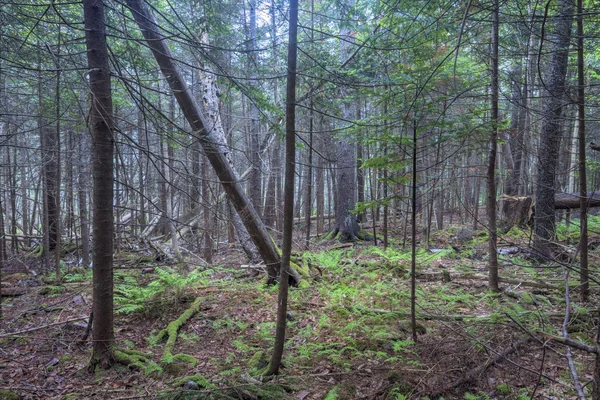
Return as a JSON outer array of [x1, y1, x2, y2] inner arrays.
[[502, 191, 600, 228], [554, 192, 600, 210]]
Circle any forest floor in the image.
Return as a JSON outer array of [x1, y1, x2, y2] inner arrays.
[[1, 217, 600, 400]]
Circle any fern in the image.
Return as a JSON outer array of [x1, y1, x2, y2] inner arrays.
[[115, 267, 208, 315]]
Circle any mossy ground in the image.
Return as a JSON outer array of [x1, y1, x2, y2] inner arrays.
[[1, 219, 599, 399]]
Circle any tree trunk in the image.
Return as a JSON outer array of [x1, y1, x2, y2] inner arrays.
[[268, 0, 297, 374], [202, 156, 213, 263], [533, 0, 574, 259], [247, 0, 262, 216], [84, 0, 116, 370], [78, 135, 90, 268], [331, 8, 359, 242], [576, 0, 588, 302], [125, 0, 282, 282], [488, 0, 500, 292]]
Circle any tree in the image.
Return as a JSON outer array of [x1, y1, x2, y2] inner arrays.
[[124, 0, 285, 283], [329, 0, 360, 242], [576, 0, 588, 302], [83, 0, 116, 370], [487, 0, 500, 292], [533, 0, 574, 259], [268, 0, 298, 374]]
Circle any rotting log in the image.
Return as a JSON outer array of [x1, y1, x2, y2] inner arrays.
[[554, 192, 600, 209], [502, 192, 600, 229]]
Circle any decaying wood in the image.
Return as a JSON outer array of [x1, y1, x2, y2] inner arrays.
[[554, 192, 600, 209]]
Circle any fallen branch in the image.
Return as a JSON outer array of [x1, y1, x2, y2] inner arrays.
[[430, 337, 533, 396], [416, 271, 557, 289], [534, 330, 598, 354], [0, 316, 88, 338]]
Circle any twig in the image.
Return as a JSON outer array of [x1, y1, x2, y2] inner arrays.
[[0, 316, 87, 338], [561, 265, 587, 400], [530, 345, 546, 399], [534, 331, 598, 354], [429, 337, 534, 396]]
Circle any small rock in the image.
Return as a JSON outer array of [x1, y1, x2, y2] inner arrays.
[[182, 380, 199, 390]]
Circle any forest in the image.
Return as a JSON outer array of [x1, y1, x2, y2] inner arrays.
[[2, 0, 600, 398]]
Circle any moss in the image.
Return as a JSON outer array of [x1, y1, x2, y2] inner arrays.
[[172, 353, 198, 366], [0, 389, 20, 400], [114, 348, 162, 375], [163, 362, 187, 376], [172, 374, 216, 389], [248, 350, 269, 376], [156, 296, 203, 364], [240, 384, 286, 400], [496, 383, 511, 395]]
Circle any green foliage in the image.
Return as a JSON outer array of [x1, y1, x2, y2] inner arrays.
[[114, 348, 162, 375], [63, 268, 92, 283], [114, 267, 209, 315], [39, 285, 66, 297], [324, 386, 339, 400], [172, 374, 216, 389]]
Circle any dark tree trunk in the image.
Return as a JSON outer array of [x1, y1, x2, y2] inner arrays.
[[334, 139, 359, 241], [534, 0, 574, 259], [576, 0, 588, 302], [84, 0, 116, 370], [125, 0, 283, 282], [488, 0, 500, 292], [268, 0, 297, 374]]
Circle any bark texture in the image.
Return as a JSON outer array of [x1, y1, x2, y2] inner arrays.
[[533, 0, 574, 259], [83, 0, 115, 370], [125, 0, 280, 279]]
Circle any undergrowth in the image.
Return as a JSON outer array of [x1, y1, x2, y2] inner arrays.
[[114, 267, 211, 315]]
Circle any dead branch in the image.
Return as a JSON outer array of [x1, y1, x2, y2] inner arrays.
[[0, 316, 88, 338], [430, 337, 534, 396], [534, 330, 598, 354]]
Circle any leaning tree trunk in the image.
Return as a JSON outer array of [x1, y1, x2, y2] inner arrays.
[[125, 0, 281, 281], [533, 0, 574, 259], [83, 0, 116, 370]]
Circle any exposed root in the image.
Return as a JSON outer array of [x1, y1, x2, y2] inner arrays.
[[154, 296, 202, 366], [114, 348, 162, 375]]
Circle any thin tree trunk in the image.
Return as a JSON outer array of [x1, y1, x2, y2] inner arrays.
[[268, 0, 297, 374], [410, 121, 418, 341], [576, 0, 588, 302], [84, 0, 115, 370], [202, 156, 213, 263], [78, 135, 90, 268], [487, 0, 500, 292]]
